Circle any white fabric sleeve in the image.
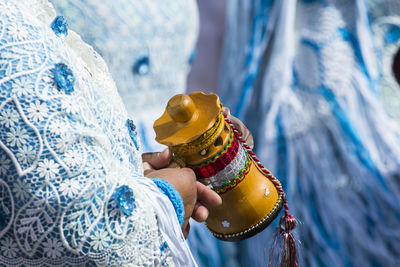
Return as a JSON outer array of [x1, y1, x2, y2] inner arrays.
[[0, 0, 196, 266]]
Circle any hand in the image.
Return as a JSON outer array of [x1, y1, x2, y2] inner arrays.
[[145, 167, 196, 238], [223, 107, 254, 149], [142, 149, 222, 238], [142, 148, 174, 172]]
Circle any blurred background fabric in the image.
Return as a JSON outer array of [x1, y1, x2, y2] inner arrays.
[[187, 0, 227, 94], [219, 0, 400, 266], [367, 0, 400, 126], [51, 0, 199, 152]]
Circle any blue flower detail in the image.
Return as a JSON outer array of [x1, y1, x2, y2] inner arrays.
[[51, 16, 68, 39], [385, 25, 400, 43], [53, 63, 75, 94], [132, 56, 150, 75], [127, 119, 139, 150], [160, 241, 168, 256], [114, 185, 136, 216]]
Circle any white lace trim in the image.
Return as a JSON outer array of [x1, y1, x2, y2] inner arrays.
[[0, 0, 195, 265]]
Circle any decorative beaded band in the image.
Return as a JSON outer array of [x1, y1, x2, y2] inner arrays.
[[196, 136, 250, 194], [170, 113, 225, 154], [190, 128, 234, 168], [191, 130, 238, 178], [213, 154, 251, 194]]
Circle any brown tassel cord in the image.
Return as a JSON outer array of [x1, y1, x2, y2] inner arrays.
[[224, 115, 299, 267]]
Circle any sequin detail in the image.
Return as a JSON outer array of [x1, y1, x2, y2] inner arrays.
[[221, 220, 230, 228], [114, 185, 136, 216], [53, 63, 75, 94], [132, 56, 150, 75], [265, 188, 270, 197], [51, 16, 68, 39], [127, 119, 139, 150]]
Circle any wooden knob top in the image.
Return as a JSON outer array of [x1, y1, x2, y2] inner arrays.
[[154, 92, 222, 146], [166, 94, 196, 122]]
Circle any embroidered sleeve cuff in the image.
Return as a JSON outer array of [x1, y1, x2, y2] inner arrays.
[[151, 178, 184, 225]]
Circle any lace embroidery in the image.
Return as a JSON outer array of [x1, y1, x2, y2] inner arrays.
[[0, 0, 180, 265]]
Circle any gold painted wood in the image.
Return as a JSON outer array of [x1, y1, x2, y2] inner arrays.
[[205, 159, 282, 237], [154, 92, 221, 146], [154, 92, 283, 241]]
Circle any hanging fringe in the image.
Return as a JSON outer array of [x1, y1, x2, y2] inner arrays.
[[277, 215, 298, 267], [224, 115, 299, 267]]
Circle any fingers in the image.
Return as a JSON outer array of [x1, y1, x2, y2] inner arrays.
[[227, 115, 246, 135], [242, 130, 254, 149], [224, 113, 255, 149], [196, 181, 222, 206], [192, 202, 209, 222], [191, 183, 222, 222], [141, 148, 172, 169], [189, 181, 222, 223], [222, 107, 231, 116]]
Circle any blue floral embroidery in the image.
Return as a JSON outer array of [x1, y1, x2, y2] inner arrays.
[[132, 56, 150, 75], [114, 185, 136, 216], [51, 16, 68, 39], [160, 241, 168, 256], [53, 63, 75, 94], [127, 119, 139, 150]]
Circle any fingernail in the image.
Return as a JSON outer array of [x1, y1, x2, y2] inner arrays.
[[161, 148, 170, 157]]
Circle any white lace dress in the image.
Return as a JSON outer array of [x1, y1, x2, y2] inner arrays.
[[0, 0, 196, 266]]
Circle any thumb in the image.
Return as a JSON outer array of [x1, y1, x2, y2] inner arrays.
[[141, 148, 172, 169]]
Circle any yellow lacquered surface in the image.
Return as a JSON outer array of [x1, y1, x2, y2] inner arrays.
[[153, 92, 283, 240], [206, 158, 281, 235], [154, 92, 221, 146], [183, 121, 230, 165]]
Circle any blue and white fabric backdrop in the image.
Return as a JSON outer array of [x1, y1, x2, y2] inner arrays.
[[50, 0, 199, 153], [219, 0, 400, 266], [367, 0, 400, 125]]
